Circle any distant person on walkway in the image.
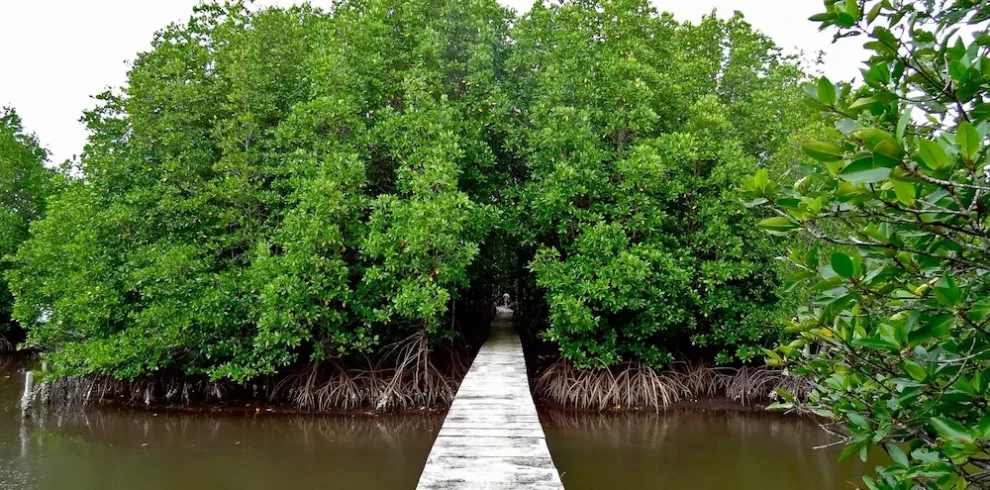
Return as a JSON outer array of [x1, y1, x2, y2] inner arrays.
[[502, 293, 510, 308]]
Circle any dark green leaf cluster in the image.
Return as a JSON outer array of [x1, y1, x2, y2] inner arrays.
[[749, 1, 990, 488], [8, 0, 510, 381], [0, 107, 55, 334], [508, 1, 817, 368], [9, 0, 816, 382]]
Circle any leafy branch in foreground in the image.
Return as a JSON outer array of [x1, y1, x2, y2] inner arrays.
[[747, 1, 990, 488]]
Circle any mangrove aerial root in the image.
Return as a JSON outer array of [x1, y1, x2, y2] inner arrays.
[[38, 333, 471, 413], [0, 336, 13, 354], [535, 361, 812, 411]]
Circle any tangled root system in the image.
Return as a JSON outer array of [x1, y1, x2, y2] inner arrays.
[[535, 361, 811, 411], [39, 330, 470, 413]]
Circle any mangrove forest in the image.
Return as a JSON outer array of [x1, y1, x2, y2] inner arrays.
[[3, 0, 990, 489]]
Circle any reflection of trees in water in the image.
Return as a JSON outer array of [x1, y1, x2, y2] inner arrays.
[[542, 409, 843, 454], [0, 354, 30, 376], [6, 355, 442, 462], [542, 409, 877, 490], [25, 406, 443, 451]]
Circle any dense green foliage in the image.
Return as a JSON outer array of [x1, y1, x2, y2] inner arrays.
[[0, 107, 54, 334], [8, 0, 508, 381], [508, 1, 816, 368], [750, 1, 990, 488], [9, 0, 816, 384]]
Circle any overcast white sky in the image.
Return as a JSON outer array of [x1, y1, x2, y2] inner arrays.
[[0, 0, 864, 164]]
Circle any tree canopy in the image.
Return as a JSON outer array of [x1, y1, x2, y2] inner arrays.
[[0, 107, 54, 336], [509, 1, 817, 368], [8, 0, 817, 383], [8, 0, 512, 381]]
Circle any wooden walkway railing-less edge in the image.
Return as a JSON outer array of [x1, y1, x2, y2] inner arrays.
[[414, 309, 564, 490]]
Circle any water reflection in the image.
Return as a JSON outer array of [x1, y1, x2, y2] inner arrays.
[[542, 409, 883, 490], [0, 357, 441, 490]]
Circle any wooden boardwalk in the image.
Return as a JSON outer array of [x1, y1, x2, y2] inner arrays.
[[415, 309, 564, 490]]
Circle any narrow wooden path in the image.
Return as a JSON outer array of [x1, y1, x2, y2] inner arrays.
[[415, 309, 564, 490]]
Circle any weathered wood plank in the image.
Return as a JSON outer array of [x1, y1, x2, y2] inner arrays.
[[414, 309, 564, 490]]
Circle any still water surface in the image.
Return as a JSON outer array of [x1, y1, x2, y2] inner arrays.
[[0, 357, 441, 490], [542, 409, 881, 490], [3, 355, 881, 490]]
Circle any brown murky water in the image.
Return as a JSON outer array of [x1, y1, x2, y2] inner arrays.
[[542, 409, 883, 490], [0, 356, 442, 490], [2, 355, 883, 490]]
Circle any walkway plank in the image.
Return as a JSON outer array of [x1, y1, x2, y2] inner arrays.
[[414, 309, 564, 490]]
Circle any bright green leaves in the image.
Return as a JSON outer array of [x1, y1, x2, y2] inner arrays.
[[841, 155, 891, 183], [803, 142, 844, 161], [742, 168, 777, 206], [891, 179, 915, 206], [756, 2, 990, 489], [833, 0, 859, 28], [903, 360, 928, 382], [817, 77, 837, 105], [848, 97, 878, 111], [956, 122, 980, 162], [972, 103, 990, 122], [758, 216, 800, 234], [930, 417, 976, 462], [10, 0, 511, 382], [851, 128, 894, 148], [933, 275, 962, 307], [0, 107, 56, 336], [872, 140, 905, 167], [917, 139, 949, 170], [515, 2, 811, 369], [830, 253, 855, 278]]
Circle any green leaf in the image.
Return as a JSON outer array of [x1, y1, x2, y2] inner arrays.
[[866, 3, 883, 24], [978, 413, 990, 439], [918, 139, 949, 169], [972, 103, 990, 122], [774, 388, 795, 403], [957, 121, 980, 161], [844, 0, 859, 17], [846, 412, 870, 430], [803, 142, 844, 162], [783, 270, 815, 292], [839, 440, 865, 462], [757, 216, 800, 233], [931, 417, 975, 444], [966, 298, 990, 323], [934, 275, 962, 307], [927, 314, 955, 339], [852, 128, 894, 148], [895, 110, 911, 142], [873, 139, 905, 167], [886, 444, 909, 467], [904, 360, 927, 381], [817, 77, 837, 105], [849, 97, 877, 110], [892, 179, 915, 206], [835, 11, 856, 27], [831, 253, 855, 278], [841, 156, 891, 183]]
